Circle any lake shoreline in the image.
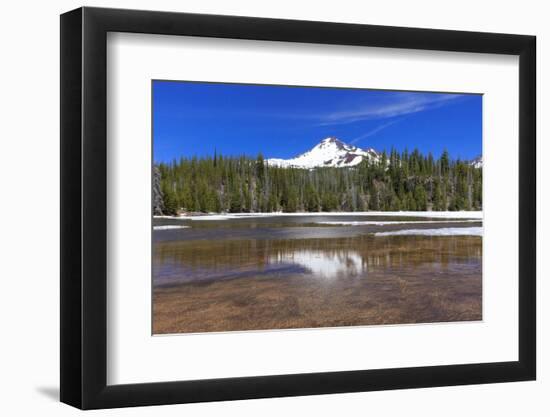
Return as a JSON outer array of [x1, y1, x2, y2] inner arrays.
[[155, 210, 483, 221]]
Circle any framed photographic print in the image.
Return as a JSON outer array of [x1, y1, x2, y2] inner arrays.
[[60, 7, 536, 409]]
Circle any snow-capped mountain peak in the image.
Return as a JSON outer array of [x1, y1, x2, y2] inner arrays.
[[317, 136, 347, 149], [470, 155, 482, 168], [266, 137, 380, 169]]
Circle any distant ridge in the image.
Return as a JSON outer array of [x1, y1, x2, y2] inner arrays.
[[470, 155, 482, 168]]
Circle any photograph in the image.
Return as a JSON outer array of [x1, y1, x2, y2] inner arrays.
[[151, 81, 483, 335]]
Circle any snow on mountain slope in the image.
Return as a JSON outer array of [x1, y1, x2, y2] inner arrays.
[[470, 155, 483, 168], [266, 137, 380, 169]]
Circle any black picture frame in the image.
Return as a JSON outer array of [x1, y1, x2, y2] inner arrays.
[[60, 6, 536, 410]]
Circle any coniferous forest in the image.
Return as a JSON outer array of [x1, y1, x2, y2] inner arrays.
[[154, 149, 482, 215]]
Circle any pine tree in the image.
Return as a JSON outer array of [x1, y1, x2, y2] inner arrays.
[[156, 149, 482, 214], [161, 182, 179, 215], [414, 183, 427, 211]]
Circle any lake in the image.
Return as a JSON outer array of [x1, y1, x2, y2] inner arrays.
[[152, 213, 482, 334]]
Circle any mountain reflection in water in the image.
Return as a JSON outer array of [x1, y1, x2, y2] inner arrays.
[[153, 235, 481, 287], [269, 250, 365, 279], [152, 215, 482, 333]]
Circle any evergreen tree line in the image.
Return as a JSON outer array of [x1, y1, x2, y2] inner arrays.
[[155, 149, 482, 215]]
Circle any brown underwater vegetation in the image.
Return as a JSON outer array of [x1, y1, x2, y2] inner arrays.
[[153, 234, 482, 334]]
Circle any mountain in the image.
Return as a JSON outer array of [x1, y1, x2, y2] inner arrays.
[[266, 137, 380, 169], [470, 155, 482, 168]]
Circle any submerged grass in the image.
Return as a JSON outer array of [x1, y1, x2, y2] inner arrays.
[[153, 264, 481, 334], [152, 231, 482, 334]]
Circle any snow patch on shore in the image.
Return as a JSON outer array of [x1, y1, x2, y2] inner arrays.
[[375, 227, 483, 237], [317, 219, 481, 226], [153, 225, 190, 230], [155, 211, 483, 221]]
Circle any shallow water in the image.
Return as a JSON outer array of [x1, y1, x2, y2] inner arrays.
[[152, 214, 482, 333], [153, 214, 481, 241]]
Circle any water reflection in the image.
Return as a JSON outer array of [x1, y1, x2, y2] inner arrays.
[[269, 250, 366, 279], [153, 216, 483, 333], [153, 235, 482, 287]]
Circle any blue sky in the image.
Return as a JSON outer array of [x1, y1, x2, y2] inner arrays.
[[153, 80, 482, 163]]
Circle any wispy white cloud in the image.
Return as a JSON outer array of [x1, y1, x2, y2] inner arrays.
[[320, 93, 463, 126], [349, 119, 402, 144]]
